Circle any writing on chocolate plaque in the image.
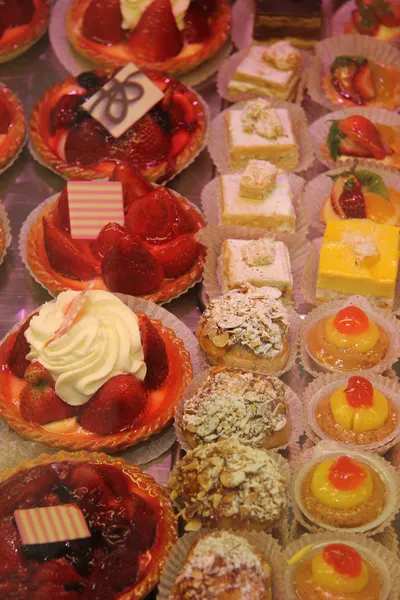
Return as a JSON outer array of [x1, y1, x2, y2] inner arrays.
[[83, 63, 164, 138]]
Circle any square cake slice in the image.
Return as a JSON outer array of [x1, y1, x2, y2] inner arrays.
[[220, 238, 293, 300], [253, 0, 323, 47]]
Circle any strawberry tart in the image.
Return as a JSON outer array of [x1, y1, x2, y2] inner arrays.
[[0, 289, 193, 451], [344, 0, 400, 41], [0, 83, 26, 173], [65, 0, 231, 77], [23, 164, 205, 302], [0, 450, 177, 599], [29, 69, 208, 183], [0, 0, 50, 62]]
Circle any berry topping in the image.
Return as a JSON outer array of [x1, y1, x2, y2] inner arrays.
[[338, 135, 374, 158], [374, 0, 399, 25], [101, 234, 164, 295], [90, 222, 126, 260], [31, 582, 79, 600], [344, 376, 374, 407], [7, 313, 36, 379], [131, 493, 157, 552], [338, 115, 394, 160], [151, 233, 200, 278], [353, 61, 376, 101], [0, 0, 35, 28], [330, 57, 363, 105], [64, 120, 111, 167], [330, 175, 366, 219], [79, 374, 147, 435], [112, 113, 170, 170], [333, 306, 370, 334], [0, 466, 57, 517], [0, 517, 24, 578], [0, 100, 10, 135], [110, 163, 153, 214], [139, 315, 169, 390], [76, 72, 105, 91], [55, 187, 71, 233], [328, 456, 368, 491], [127, 0, 183, 62], [323, 543, 363, 578], [20, 362, 77, 425], [171, 129, 191, 157], [30, 558, 82, 587], [49, 95, 84, 137], [82, 0, 125, 45], [183, 0, 211, 43]]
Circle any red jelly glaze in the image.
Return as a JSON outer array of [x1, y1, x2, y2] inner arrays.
[[323, 543, 363, 578], [333, 306, 369, 335], [344, 376, 374, 408], [328, 456, 367, 491]]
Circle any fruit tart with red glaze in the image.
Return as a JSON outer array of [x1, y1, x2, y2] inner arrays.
[[0, 288, 193, 451], [0, 0, 50, 63], [344, 0, 400, 41], [65, 0, 231, 77], [0, 450, 177, 599], [0, 83, 26, 172], [29, 69, 208, 183], [23, 163, 206, 303]]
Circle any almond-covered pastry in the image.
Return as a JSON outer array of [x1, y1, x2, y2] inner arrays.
[[168, 438, 288, 531], [197, 284, 290, 373], [263, 41, 301, 71], [181, 366, 290, 450], [239, 160, 278, 198], [169, 531, 272, 600]]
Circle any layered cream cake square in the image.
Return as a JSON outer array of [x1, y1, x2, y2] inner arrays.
[[220, 238, 293, 300], [228, 43, 301, 102], [226, 99, 299, 170], [220, 161, 295, 231]]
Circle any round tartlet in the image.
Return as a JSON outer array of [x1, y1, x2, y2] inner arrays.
[[0, 450, 177, 599], [65, 0, 231, 77], [0, 0, 50, 63], [0, 83, 26, 173], [29, 69, 208, 183]]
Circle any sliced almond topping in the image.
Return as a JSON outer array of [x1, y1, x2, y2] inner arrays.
[[212, 332, 229, 348]]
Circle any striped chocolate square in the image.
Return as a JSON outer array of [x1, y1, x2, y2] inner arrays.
[[67, 180, 124, 240], [14, 505, 91, 545]]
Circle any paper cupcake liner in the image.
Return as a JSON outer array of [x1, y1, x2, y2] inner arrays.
[[302, 236, 400, 313], [309, 105, 400, 170], [207, 100, 315, 175], [302, 371, 400, 454], [299, 295, 400, 377], [308, 34, 400, 111], [197, 223, 310, 310], [282, 531, 400, 600], [174, 366, 304, 453], [0, 202, 12, 268], [290, 442, 400, 535], [303, 161, 400, 238], [216, 47, 313, 105], [0, 293, 204, 459], [158, 529, 285, 600], [231, 0, 254, 50], [19, 191, 205, 305], [200, 173, 307, 237]]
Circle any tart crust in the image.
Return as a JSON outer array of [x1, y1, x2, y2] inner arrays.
[[29, 72, 208, 183], [0, 84, 26, 171], [0, 449, 177, 600], [0, 0, 50, 62], [0, 312, 193, 452], [65, 0, 231, 77]]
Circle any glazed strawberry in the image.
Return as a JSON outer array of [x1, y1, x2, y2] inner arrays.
[[86, 546, 139, 595], [0, 466, 57, 516], [90, 222, 126, 260], [338, 115, 394, 159], [101, 234, 164, 295], [112, 114, 170, 170], [353, 62, 375, 101], [31, 583, 80, 600], [139, 315, 169, 390], [43, 218, 100, 281], [42, 493, 61, 506], [20, 362, 77, 425], [66, 464, 110, 507], [64, 120, 111, 167], [79, 374, 148, 435], [7, 313, 35, 379], [352, 0, 379, 34], [0, 581, 28, 600], [374, 0, 398, 25], [55, 187, 71, 233], [338, 135, 373, 157], [0, 0, 35, 27], [0, 518, 24, 578], [49, 95, 83, 137], [171, 129, 191, 157], [151, 234, 200, 278], [110, 163, 153, 214], [131, 493, 157, 552], [0, 100, 10, 135], [31, 558, 82, 587], [183, 0, 211, 43], [82, 0, 125, 45], [331, 174, 367, 218], [128, 0, 183, 61]]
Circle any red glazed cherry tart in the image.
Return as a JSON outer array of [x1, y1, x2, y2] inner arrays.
[[0, 83, 26, 172], [0, 0, 50, 62]]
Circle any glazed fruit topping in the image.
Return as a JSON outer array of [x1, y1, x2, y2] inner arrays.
[[7, 313, 36, 379], [56, 187, 71, 233], [82, 0, 125, 45], [330, 174, 366, 219], [90, 222, 126, 260], [323, 543, 362, 578], [139, 315, 169, 390], [327, 116, 394, 161], [112, 113, 170, 169], [151, 233, 201, 278], [183, 0, 211, 43], [328, 456, 368, 491], [49, 95, 86, 137], [352, 0, 399, 34], [0, 100, 10, 135], [0, 0, 35, 29], [331, 57, 375, 105], [344, 376, 374, 407], [333, 306, 370, 334], [110, 162, 153, 214], [64, 120, 112, 167]]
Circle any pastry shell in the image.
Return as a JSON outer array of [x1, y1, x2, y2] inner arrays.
[[0, 84, 26, 173], [0, 0, 50, 63]]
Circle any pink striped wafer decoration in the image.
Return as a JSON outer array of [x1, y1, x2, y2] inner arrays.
[[15, 505, 91, 545], [68, 181, 124, 240]]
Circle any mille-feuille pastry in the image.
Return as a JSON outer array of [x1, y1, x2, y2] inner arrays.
[[220, 160, 296, 231], [314, 375, 399, 447], [180, 366, 291, 450], [344, 0, 400, 41], [316, 219, 400, 308], [253, 0, 323, 47], [197, 284, 290, 374], [225, 99, 299, 170], [220, 238, 293, 300], [228, 42, 301, 102], [169, 531, 272, 600], [168, 438, 288, 531], [306, 305, 390, 372]]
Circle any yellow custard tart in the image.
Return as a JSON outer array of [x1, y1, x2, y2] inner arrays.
[[306, 305, 390, 372]]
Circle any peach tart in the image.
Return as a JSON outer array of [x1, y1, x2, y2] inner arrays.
[[65, 0, 231, 77], [30, 69, 208, 183], [0, 450, 177, 599], [344, 0, 400, 41], [23, 163, 205, 303], [0, 289, 192, 451], [0, 0, 50, 62]]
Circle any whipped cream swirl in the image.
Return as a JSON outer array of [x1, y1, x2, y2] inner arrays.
[[25, 291, 146, 406]]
